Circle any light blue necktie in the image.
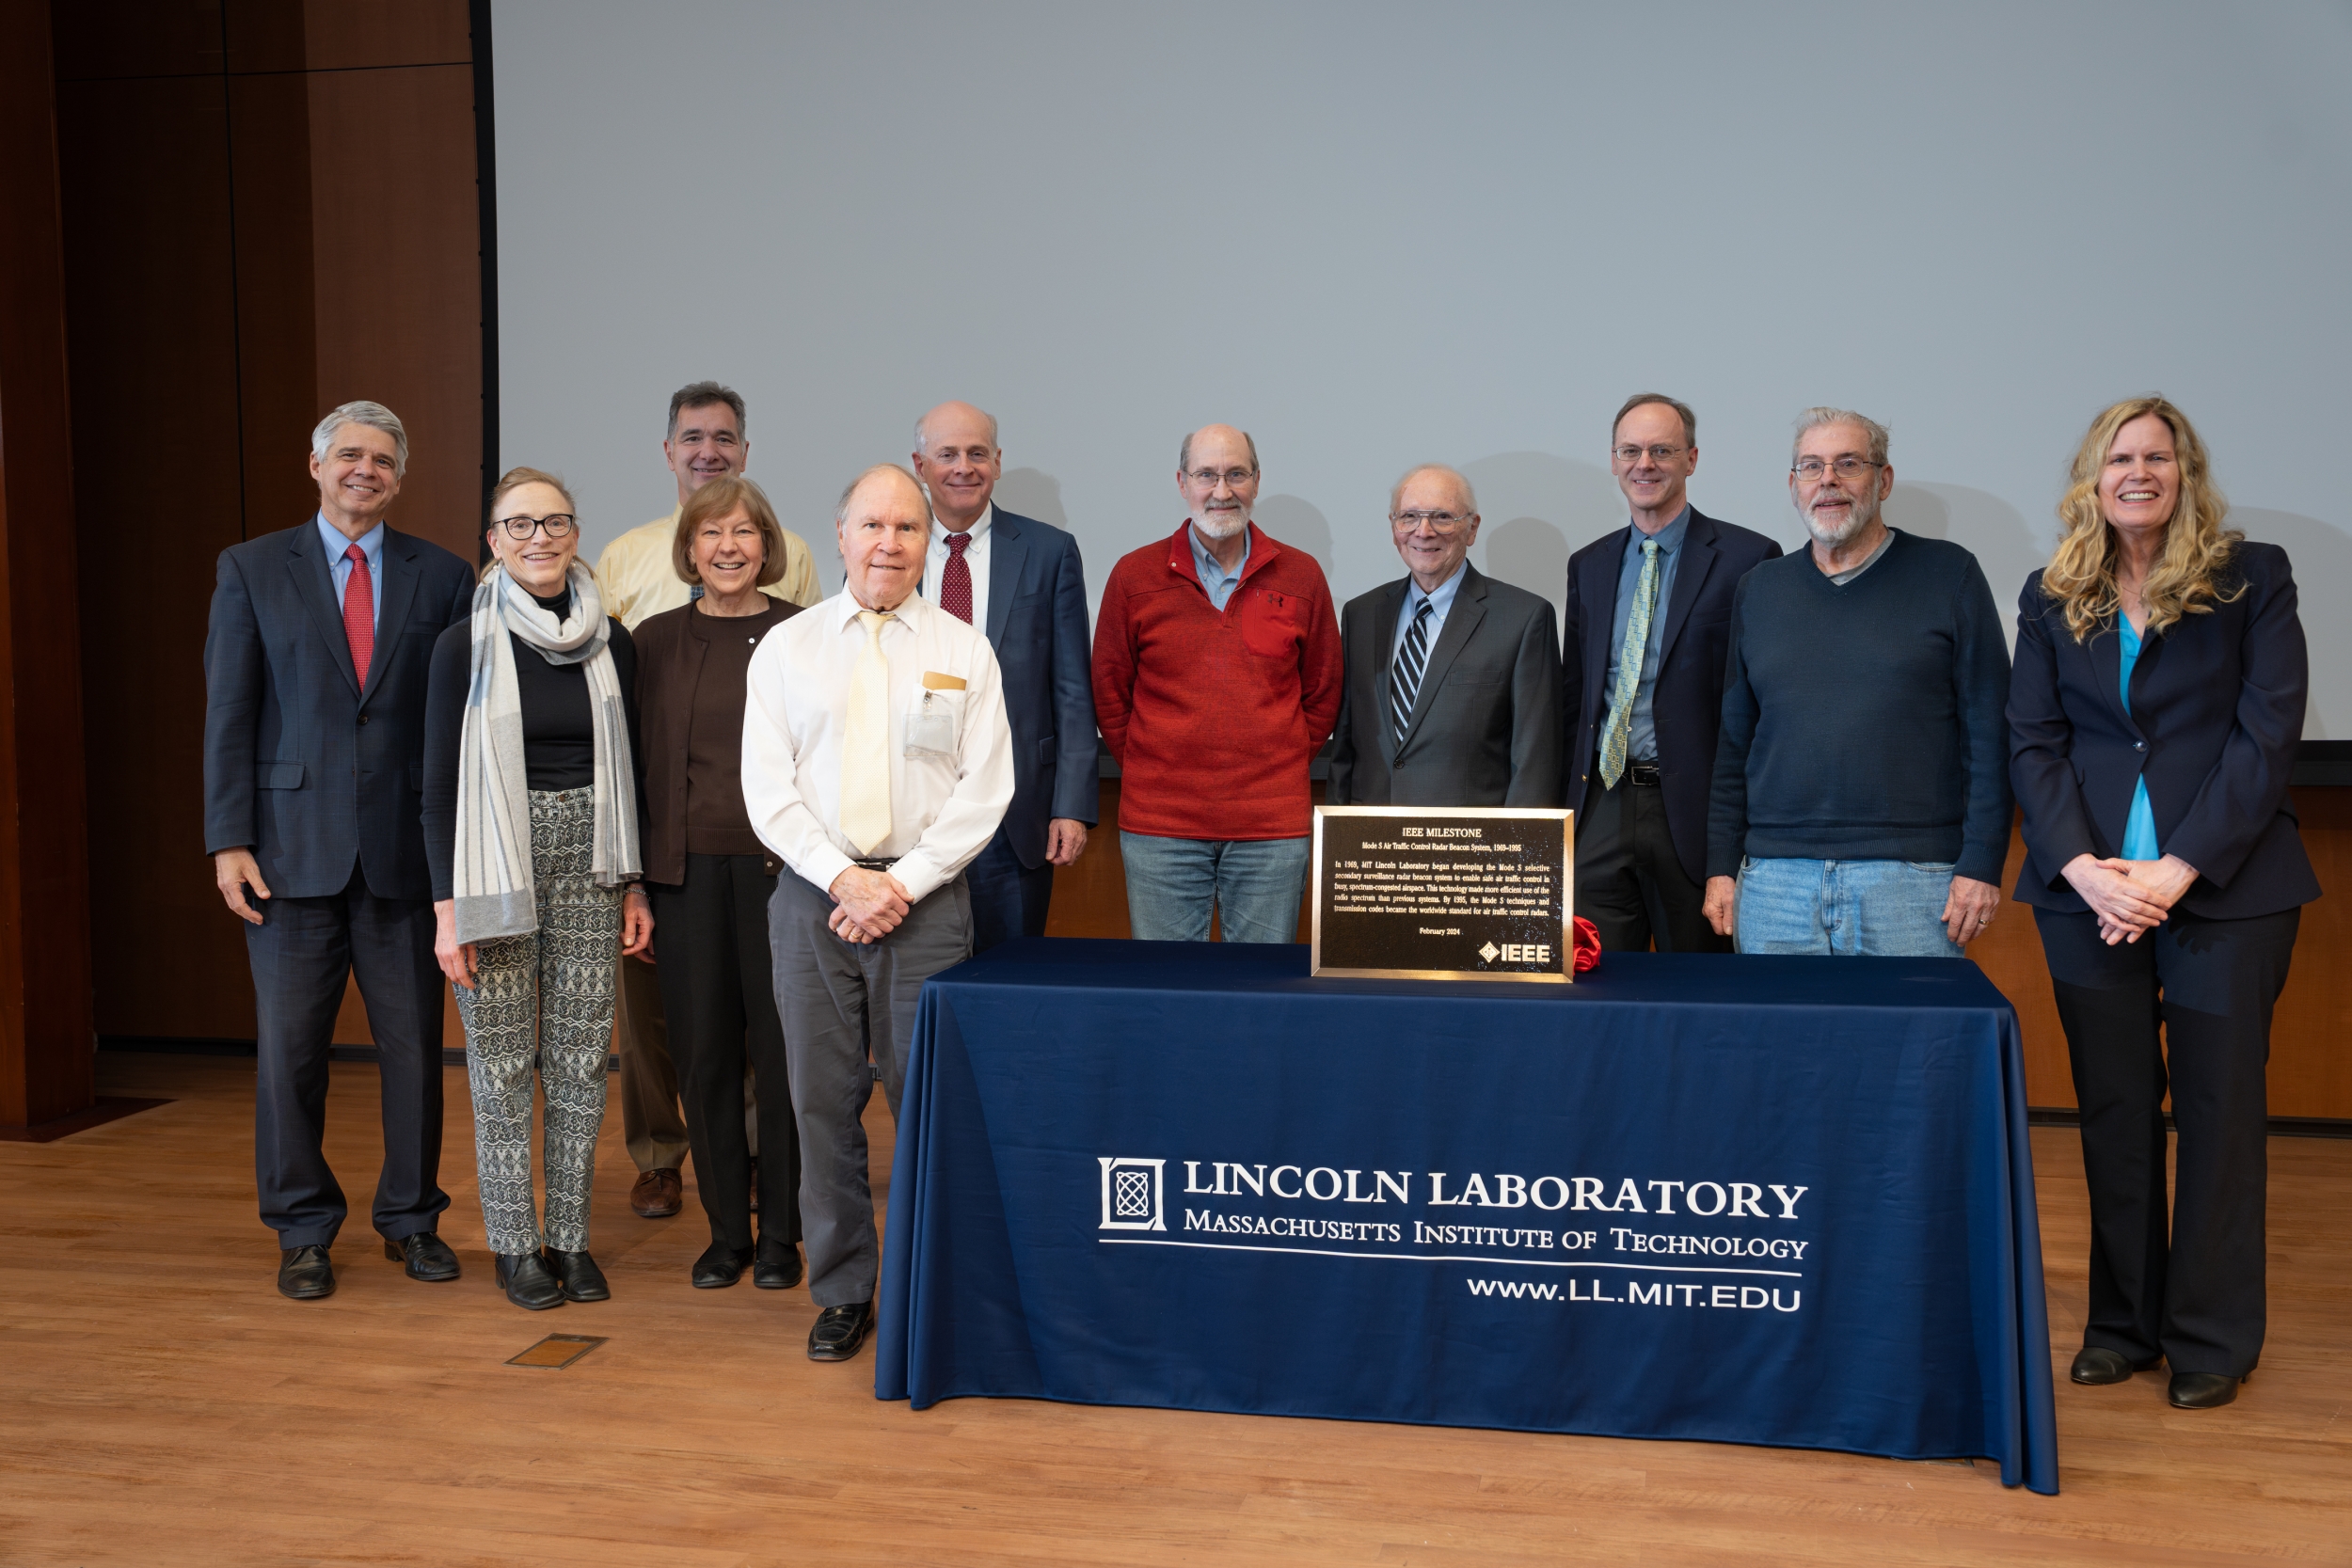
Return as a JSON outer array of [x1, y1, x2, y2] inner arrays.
[[1599, 539, 1661, 788]]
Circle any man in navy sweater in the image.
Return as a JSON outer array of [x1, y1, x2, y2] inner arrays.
[[1703, 408, 2012, 957]]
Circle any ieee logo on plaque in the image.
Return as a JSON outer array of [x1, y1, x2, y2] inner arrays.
[[1098, 1156, 1167, 1231]]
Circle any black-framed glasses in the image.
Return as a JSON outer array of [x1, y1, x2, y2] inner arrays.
[[1185, 467, 1258, 489], [1612, 444, 1687, 465], [496, 513, 577, 539], [1391, 510, 1470, 531], [1791, 457, 1880, 480]]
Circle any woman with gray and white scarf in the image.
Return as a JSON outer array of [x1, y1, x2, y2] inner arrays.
[[423, 466, 650, 1311]]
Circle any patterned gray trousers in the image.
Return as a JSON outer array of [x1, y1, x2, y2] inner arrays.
[[453, 786, 621, 1255]]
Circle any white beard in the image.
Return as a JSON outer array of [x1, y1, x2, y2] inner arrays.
[[1804, 487, 1880, 549], [1193, 507, 1250, 540]]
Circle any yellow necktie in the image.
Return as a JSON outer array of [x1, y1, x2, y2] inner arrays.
[[839, 610, 895, 855]]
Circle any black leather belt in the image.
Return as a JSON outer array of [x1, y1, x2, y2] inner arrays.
[[851, 857, 899, 870], [1607, 761, 1661, 787]]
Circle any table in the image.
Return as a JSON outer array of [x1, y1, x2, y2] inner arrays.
[[875, 940, 2058, 1495]]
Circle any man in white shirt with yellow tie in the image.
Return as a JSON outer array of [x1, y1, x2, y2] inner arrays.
[[742, 462, 1013, 1363]]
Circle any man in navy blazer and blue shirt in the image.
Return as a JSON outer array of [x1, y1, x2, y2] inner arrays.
[[1564, 393, 1782, 953], [203, 402, 477, 1300], [911, 401, 1099, 948]]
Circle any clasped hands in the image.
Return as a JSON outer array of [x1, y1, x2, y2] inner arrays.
[[2061, 852, 2198, 946], [829, 865, 913, 944]]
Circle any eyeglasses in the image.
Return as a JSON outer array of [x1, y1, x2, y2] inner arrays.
[[1184, 467, 1258, 489], [496, 513, 577, 539], [1612, 444, 1688, 465], [1791, 458, 1881, 481], [1391, 510, 1470, 531]]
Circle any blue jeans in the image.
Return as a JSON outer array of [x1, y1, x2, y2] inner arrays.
[[1733, 856, 1963, 958], [1120, 832, 1309, 943]]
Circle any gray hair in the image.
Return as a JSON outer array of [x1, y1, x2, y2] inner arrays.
[[1791, 406, 1890, 467], [1388, 464, 1477, 518], [913, 404, 1000, 453], [1613, 391, 1696, 448], [1178, 427, 1260, 474], [668, 380, 746, 438], [310, 401, 408, 478], [834, 462, 927, 526]]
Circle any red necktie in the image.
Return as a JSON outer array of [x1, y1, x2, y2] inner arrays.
[[342, 543, 375, 689], [940, 531, 975, 624]]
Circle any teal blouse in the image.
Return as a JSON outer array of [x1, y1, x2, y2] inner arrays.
[[2118, 616, 2160, 860]]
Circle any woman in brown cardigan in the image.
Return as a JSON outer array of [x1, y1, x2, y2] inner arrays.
[[631, 475, 804, 1290]]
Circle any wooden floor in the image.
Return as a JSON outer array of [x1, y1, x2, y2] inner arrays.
[[3, 1055, 2347, 1566]]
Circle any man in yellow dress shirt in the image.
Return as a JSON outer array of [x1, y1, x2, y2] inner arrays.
[[593, 381, 823, 1219]]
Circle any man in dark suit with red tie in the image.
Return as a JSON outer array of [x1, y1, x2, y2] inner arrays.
[[910, 401, 1099, 950], [1564, 393, 1782, 953], [202, 402, 477, 1299]]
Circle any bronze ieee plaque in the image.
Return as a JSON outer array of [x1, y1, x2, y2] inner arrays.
[[1310, 806, 1573, 982]]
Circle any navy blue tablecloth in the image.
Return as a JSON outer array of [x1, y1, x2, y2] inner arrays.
[[875, 940, 2058, 1494]]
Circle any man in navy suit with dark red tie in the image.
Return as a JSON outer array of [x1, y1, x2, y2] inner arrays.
[[202, 402, 477, 1299], [1564, 393, 1782, 953], [910, 401, 1099, 949]]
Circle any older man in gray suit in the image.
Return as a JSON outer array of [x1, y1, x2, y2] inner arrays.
[[1328, 465, 1564, 807]]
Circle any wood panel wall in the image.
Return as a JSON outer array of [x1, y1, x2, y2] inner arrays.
[[0, 1, 96, 1127], [53, 0, 482, 1046]]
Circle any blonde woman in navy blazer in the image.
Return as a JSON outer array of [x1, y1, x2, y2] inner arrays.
[[2008, 395, 2317, 1412]]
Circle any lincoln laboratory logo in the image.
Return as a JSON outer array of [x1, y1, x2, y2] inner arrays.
[[1478, 942, 1501, 962], [1098, 1157, 1168, 1231]]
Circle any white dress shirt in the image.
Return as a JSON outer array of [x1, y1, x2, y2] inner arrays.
[[741, 589, 1014, 905], [922, 504, 993, 631]]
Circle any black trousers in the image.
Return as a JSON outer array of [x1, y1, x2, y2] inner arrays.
[[2035, 904, 2300, 1376], [246, 868, 448, 1248], [1573, 775, 1727, 955], [647, 854, 802, 1252], [964, 827, 1054, 955]]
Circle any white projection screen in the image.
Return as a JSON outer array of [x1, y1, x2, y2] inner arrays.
[[494, 1, 2352, 736]]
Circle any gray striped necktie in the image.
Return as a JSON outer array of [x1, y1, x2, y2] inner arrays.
[[1391, 598, 1432, 747]]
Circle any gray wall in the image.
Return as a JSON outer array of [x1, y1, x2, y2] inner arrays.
[[495, 0, 2352, 734]]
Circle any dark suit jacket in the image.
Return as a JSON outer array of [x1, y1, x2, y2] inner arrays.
[[203, 519, 476, 901], [1562, 507, 1782, 884], [972, 508, 1100, 868], [1327, 562, 1564, 807], [2007, 544, 2317, 919]]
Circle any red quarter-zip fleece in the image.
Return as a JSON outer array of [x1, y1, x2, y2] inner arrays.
[[1091, 521, 1343, 840]]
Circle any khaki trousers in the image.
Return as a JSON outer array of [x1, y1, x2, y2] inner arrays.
[[616, 953, 691, 1172]]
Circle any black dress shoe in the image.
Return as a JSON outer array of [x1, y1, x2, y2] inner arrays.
[[546, 1248, 610, 1302], [2169, 1371, 2246, 1409], [692, 1242, 754, 1289], [2070, 1346, 2161, 1385], [278, 1244, 335, 1300], [385, 1232, 460, 1282], [807, 1300, 874, 1362], [754, 1234, 803, 1291], [495, 1251, 564, 1311]]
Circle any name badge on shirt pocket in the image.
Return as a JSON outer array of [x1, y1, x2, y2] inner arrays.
[[906, 687, 962, 758]]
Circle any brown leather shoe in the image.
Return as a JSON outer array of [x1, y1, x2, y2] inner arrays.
[[630, 1167, 682, 1218]]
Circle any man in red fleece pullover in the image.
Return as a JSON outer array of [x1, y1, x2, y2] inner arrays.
[[1091, 424, 1343, 942]]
